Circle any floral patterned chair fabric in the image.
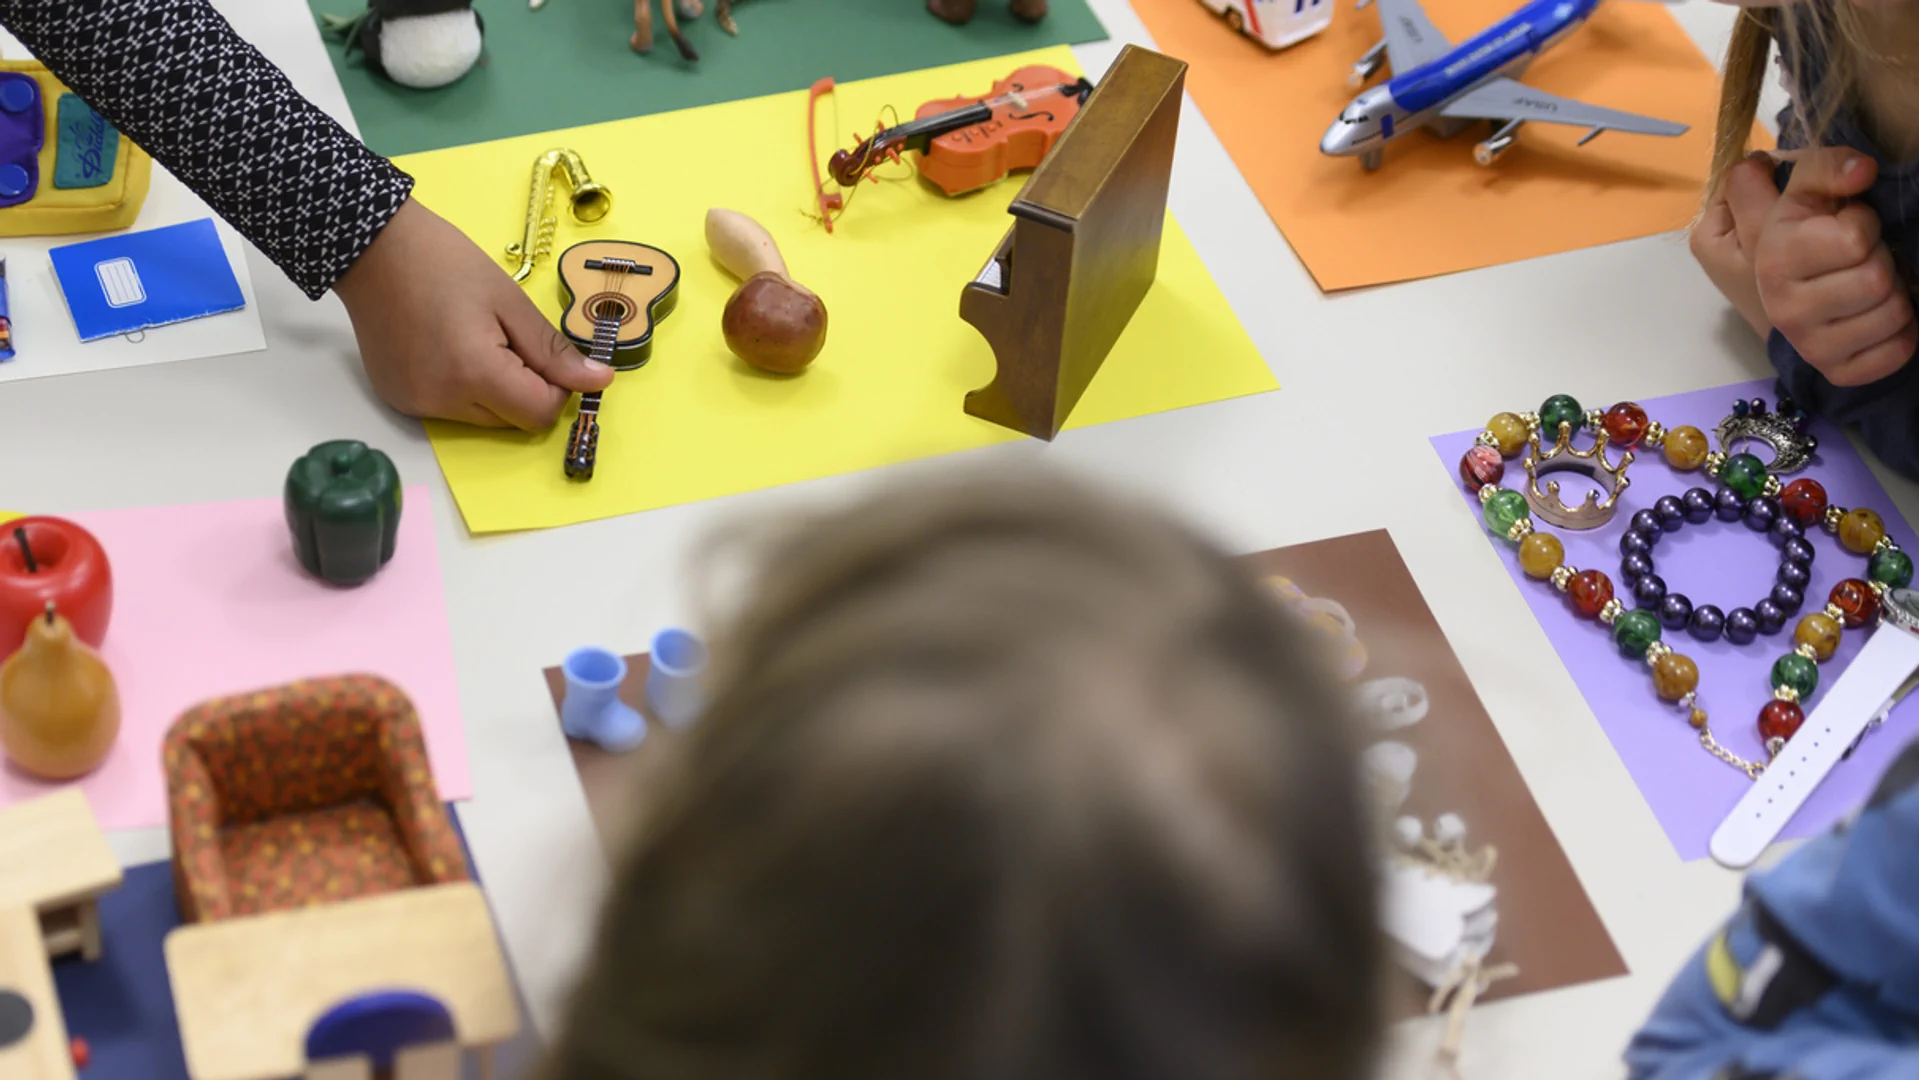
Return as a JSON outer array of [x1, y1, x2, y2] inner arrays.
[[163, 674, 468, 923]]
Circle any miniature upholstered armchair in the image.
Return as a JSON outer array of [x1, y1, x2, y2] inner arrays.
[[163, 675, 468, 923]]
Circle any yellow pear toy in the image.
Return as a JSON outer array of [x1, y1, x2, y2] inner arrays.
[[0, 602, 119, 779]]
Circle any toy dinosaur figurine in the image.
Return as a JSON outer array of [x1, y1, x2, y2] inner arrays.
[[927, 0, 1048, 24]]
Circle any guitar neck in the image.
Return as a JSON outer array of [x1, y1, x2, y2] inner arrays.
[[578, 312, 622, 411], [564, 311, 620, 480]]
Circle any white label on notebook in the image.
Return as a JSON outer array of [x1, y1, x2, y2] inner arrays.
[[95, 257, 144, 308]]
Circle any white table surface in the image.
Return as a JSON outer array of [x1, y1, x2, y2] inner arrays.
[[0, 0, 1878, 1077]]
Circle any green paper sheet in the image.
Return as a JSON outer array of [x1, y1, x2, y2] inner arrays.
[[309, 0, 1110, 157]]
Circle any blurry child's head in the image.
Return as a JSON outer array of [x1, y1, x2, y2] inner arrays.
[[1711, 0, 1883, 196], [545, 471, 1382, 1080]]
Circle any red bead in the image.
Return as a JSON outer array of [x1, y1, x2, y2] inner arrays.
[[1459, 445, 1504, 492], [1602, 401, 1649, 447], [1758, 699, 1805, 745], [1830, 578, 1881, 628], [1780, 478, 1829, 526], [1570, 569, 1614, 618], [71, 1038, 89, 1069]]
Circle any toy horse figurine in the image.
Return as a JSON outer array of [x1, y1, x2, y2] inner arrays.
[[632, 0, 700, 58], [632, 0, 755, 58], [927, 0, 1048, 23]]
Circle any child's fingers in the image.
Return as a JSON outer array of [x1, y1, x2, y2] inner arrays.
[[1823, 313, 1919, 387], [1791, 258, 1899, 323], [1801, 292, 1916, 386], [1777, 146, 1877, 219], [1772, 204, 1885, 281], [1723, 156, 1781, 254]]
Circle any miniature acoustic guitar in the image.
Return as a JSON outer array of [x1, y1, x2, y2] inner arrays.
[[555, 239, 681, 481]]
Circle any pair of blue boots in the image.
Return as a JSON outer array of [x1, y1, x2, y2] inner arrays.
[[560, 628, 706, 752]]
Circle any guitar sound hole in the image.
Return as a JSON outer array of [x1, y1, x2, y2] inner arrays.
[[588, 293, 635, 324]]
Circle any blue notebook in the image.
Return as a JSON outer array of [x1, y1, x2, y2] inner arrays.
[[50, 217, 244, 341]]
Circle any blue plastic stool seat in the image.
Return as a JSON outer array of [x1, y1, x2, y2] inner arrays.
[[305, 990, 454, 1073]]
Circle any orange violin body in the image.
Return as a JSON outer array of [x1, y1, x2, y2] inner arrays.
[[913, 65, 1084, 196]]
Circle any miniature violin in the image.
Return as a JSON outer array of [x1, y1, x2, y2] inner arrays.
[[823, 65, 1093, 200], [554, 239, 681, 481]]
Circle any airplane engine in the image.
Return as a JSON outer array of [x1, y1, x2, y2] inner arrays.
[[1473, 119, 1525, 166], [1348, 40, 1387, 87]]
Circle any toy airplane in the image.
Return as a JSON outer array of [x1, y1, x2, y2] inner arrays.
[[1320, 0, 1688, 171]]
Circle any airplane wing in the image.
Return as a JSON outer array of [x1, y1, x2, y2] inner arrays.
[[1360, 0, 1453, 73], [1438, 76, 1689, 140]]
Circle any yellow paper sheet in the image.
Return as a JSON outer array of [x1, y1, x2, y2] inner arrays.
[[401, 47, 1277, 534]]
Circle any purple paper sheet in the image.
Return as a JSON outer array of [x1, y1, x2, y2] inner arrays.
[[1431, 379, 1919, 860]]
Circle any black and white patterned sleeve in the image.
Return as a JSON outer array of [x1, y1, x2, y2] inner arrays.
[[0, 0, 413, 300]]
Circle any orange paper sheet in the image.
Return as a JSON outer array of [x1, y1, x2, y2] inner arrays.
[[1132, 0, 1766, 290]]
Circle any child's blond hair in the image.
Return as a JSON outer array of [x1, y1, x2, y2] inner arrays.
[[544, 471, 1383, 1080], [1711, 2, 1875, 197]]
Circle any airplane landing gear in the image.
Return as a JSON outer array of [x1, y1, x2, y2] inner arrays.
[[1349, 39, 1387, 87]]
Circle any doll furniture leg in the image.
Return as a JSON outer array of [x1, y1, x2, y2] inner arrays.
[[561, 647, 647, 752]]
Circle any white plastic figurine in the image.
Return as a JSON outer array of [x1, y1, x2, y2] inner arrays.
[[1198, 0, 1333, 51]]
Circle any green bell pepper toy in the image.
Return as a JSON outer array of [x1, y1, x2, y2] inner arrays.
[[285, 440, 402, 587]]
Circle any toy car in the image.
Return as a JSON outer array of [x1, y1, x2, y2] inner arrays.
[[1199, 0, 1332, 50]]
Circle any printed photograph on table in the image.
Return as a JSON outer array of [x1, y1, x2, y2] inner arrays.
[[407, 48, 1277, 534], [309, 0, 1111, 157], [540, 531, 1629, 1034], [1128, 0, 1766, 290], [1430, 379, 1919, 860], [1249, 531, 1626, 1027]]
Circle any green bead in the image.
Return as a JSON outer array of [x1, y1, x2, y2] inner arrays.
[[1538, 394, 1584, 439], [1870, 547, 1914, 589], [1770, 652, 1819, 699], [1481, 489, 1531, 543], [1612, 609, 1662, 659], [1720, 453, 1767, 500]]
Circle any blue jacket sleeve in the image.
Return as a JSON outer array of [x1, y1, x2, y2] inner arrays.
[[1626, 738, 1919, 1079], [1768, 333, 1919, 481]]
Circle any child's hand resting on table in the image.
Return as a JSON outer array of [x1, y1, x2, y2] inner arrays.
[[332, 199, 615, 429], [1697, 146, 1918, 387]]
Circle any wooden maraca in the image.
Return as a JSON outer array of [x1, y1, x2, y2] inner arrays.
[[704, 208, 828, 374]]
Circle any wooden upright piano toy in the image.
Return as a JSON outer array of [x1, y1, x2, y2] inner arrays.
[[958, 44, 1187, 442]]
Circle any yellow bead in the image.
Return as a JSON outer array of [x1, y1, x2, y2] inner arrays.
[[1653, 652, 1700, 703], [1487, 412, 1530, 457], [1518, 532, 1564, 579], [1793, 613, 1842, 662], [1689, 707, 1708, 730], [1663, 425, 1711, 471], [1840, 507, 1887, 556]]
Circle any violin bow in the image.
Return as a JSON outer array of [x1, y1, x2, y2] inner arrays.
[[807, 77, 843, 233]]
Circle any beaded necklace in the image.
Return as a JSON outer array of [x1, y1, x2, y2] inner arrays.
[[1457, 395, 1912, 778]]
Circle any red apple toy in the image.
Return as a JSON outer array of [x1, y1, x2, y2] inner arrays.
[[0, 517, 112, 661]]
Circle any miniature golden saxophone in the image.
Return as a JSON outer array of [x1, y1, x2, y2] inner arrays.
[[505, 148, 614, 283]]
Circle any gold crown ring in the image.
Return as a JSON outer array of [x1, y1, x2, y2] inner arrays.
[[1523, 423, 1633, 530]]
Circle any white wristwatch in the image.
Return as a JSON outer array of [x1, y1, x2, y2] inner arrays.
[[1710, 586, 1919, 869]]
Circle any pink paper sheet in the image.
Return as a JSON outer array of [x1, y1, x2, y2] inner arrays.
[[0, 486, 468, 829]]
